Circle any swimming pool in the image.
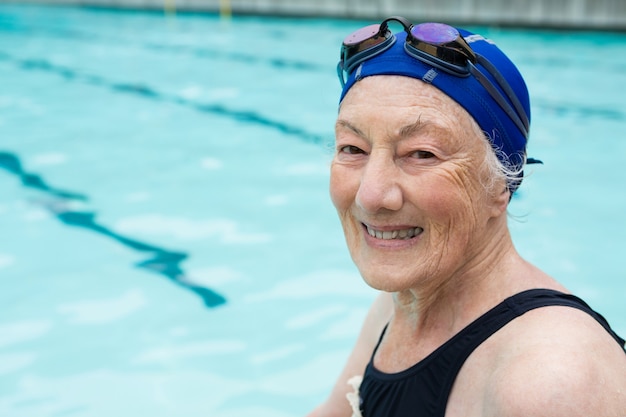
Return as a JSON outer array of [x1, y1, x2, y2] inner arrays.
[[1, 4, 625, 416]]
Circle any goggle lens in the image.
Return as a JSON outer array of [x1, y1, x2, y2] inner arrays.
[[410, 22, 459, 45], [339, 23, 394, 85], [342, 24, 383, 47]]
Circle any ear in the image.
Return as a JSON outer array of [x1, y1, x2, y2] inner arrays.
[[489, 185, 510, 218]]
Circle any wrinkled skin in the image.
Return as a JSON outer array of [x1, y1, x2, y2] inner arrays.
[[309, 75, 626, 417], [331, 75, 508, 303]]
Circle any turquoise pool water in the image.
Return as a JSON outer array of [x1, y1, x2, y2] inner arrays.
[[1, 5, 625, 416]]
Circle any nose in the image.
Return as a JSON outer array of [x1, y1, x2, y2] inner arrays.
[[355, 151, 403, 213]]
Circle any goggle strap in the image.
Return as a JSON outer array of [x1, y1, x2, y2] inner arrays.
[[339, 36, 397, 87], [469, 62, 528, 138], [381, 16, 413, 31], [337, 61, 346, 87], [476, 54, 530, 131], [404, 44, 470, 77]]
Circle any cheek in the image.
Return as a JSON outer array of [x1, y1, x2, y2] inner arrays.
[[329, 164, 364, 251], [419, 170, 485, 231], [329, 163, 354, 212]]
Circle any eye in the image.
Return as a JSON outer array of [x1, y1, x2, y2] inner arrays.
[[339, 145, 366, 155], [412, 150, 435, 159]]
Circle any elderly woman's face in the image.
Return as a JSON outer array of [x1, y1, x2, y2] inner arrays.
[[331, 76, 506, 292]]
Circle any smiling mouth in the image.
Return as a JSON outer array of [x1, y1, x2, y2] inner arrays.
[[365, 225, 424, 240]]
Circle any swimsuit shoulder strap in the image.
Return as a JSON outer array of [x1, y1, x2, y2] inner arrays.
[[434, 288, 626, 415]]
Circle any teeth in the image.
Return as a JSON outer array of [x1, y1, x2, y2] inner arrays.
[[366, 225, 423, 240]]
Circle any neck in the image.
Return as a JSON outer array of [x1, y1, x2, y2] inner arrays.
[[374, 217, 566, 372], [392, 220, 538, 340]]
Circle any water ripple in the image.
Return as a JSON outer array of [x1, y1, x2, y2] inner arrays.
[[0, 51, 327, 145], [0, 151, 227, 309]]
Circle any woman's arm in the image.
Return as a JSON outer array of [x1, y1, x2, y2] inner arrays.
[[306, 292, 394, 417]]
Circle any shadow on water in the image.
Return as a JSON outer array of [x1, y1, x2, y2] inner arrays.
[[0, 150, 88, 200], [0, 151, 226, 308]]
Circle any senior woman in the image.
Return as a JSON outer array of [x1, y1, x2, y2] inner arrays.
[[307, 17, 626, 417]]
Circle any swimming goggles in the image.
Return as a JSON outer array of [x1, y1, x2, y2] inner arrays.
[[337, 16, 530, 138]]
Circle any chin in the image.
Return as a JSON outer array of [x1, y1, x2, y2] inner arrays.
[[356, 264, 419, 293]]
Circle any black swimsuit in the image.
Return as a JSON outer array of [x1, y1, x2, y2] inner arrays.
[[358, 289, 625, 417]]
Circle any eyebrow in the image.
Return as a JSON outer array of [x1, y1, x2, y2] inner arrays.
[[398, 117, 429, 139], [335, 119, 366, 138], [398, 117, 457, 140], [336, 118, 451, 141]]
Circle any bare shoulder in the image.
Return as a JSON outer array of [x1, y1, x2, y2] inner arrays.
[[485, 305, 626, 417]]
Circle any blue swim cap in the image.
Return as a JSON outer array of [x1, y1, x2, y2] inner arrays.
[[340, 29, 533, 193]]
